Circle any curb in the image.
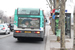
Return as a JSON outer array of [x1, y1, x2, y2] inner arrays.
[[45, 26, 50, 50]]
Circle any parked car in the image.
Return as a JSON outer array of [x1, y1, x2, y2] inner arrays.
[[0, 24, 10, 34]]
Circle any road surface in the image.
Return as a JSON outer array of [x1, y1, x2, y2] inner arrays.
[[0, 24, 49, 50]]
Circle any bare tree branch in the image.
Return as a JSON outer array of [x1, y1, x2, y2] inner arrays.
[[49, 0, 54, 9], [46, 0, 52, 10]]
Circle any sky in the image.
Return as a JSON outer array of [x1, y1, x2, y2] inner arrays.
[[0, 0, 75, 16], [0, 0, 49, 16]]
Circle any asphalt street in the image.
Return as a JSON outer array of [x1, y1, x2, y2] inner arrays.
[[0, 24, 49, 50]]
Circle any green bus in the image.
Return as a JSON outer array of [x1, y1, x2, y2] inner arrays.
[[13, 8, 45, 41]]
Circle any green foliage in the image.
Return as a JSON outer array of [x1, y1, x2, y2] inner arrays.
[[55, 19, 59, 23]]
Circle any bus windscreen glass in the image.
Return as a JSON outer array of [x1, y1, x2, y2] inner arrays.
[[18, 8, 40, 15]]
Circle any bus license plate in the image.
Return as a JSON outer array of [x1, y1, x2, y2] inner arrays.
[[25, 31, 31, 33]]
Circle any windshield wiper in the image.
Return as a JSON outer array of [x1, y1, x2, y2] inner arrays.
[[31, 27, 34, 29], [21, 27, 34, 29], [22, 28, 25, 29]]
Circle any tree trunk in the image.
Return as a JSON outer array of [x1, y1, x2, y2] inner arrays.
[[55, 0, 60, 41], [73, 5, 75, 50], [52, 19, 55, 34], [60, 0, 66, 50], [57, 0, 61, 41], [58, 0, 62, 29], [49, 0, 53, 30]]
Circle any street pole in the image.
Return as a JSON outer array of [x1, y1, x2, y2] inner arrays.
[[10, 16, 11, 30], [1, 15, 2, 23], [10, 17, 11, 23], [73, 5, 75, 50], [60, 0, 66, 50], [1, 15, 3, 23]]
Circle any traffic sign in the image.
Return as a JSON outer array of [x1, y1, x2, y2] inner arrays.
[[65, 10, 67, 12], [52, 15, 55, 19]]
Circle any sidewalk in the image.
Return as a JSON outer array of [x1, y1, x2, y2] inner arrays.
[[49, 26, 73, 50]]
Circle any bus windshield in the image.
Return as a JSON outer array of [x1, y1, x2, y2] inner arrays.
[[18, 17, 40, 28], [17, 8, 40, 15]]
